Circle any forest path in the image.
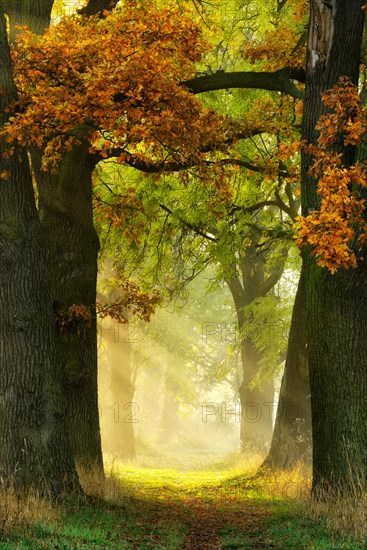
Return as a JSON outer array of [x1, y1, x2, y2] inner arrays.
[[182, 495, 272, 549], [3, 459, 361, 549], [111, 463, 287, 549]]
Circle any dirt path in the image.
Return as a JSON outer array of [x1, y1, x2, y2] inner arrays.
[[113, 465, 289, 549], [183, 501, 222, 549], [182, 495, 273, 549]]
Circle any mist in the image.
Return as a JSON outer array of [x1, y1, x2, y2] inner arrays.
[[96, 267, 285, 472]]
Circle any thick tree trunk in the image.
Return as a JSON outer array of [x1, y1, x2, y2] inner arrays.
[[32, 138, 103, 471], [306, 262, 367, 496], [8, 0, 104, 472], [302, 0, 367, 496], [3, 0, 54, 42], [0, 5, 79, 495], [262, 269, 311, 470]]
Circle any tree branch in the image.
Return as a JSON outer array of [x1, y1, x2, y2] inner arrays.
[[284, 180, 300, 219], [78, 0, 119, 16], [229, 200, 285, 217], [259, 252, 287, 296], [159, 204, 217, 242], [182, 68, 305, 99], [274, 188, 292, 218], [277, 0, 290, 13], [91, 126, 266, 169]]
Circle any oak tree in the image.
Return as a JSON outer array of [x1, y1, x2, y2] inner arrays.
[[0, 1, 79, 495], [296, 0, 367, 497], [3, 0, 233, 468]]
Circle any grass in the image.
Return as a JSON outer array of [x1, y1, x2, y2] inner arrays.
[[0, 450, 365, 549]]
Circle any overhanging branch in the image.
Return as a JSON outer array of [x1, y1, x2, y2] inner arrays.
[[182, 68, 305, 99], [91, 126, 266, 169]]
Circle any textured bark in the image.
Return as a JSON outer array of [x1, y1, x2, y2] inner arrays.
[[263, 269, 311, 470], [3, 0, 53, 41], [183, 68, 305, 99], [78, 0, 119, 16], [32, 138, 103, 471], [9, 0, 105, 472], [302, 0, 367, 497], [0, 4, 79, 495]]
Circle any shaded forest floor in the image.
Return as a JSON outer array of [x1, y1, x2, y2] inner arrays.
[[0, 452, 365, 549]]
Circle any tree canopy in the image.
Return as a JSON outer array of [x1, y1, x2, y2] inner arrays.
[[4, 3, 234, 181]]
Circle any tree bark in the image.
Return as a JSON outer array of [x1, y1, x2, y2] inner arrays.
[[183, 68, 305, 99], [0, 4, 79, 495], [31, 137, 103, 471], [262, 269, 311, 470], [6, 0, 104, 473], [302, 0, 367, 497], [78, 0, 119, 16], [3, 0, 53, 42]]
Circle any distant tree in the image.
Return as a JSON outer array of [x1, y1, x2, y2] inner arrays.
[[129, 268, 239, 447], [97, 263, 160, 460], [95, 160, 298, 451]]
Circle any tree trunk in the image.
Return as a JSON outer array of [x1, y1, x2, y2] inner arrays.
[[32, 138, 103, 471], [226, 272, 276, 451], [302, 0, 367, 497], [238, 340, 274, 450], [224, 236, 287, 450], [0, 5, 79, 495], [262, 269, 311, 470], [141, 372, 161, 438], [158, 365, 181, 444], [3, 0, 54, 42], [102, 319, 136, 460], [8, 0, 104, 472]]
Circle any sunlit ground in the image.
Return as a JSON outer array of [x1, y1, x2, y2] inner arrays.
[[0, 444, 365, 549], [127, 440, 256, 471]]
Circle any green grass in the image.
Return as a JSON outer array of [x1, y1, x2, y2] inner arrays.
[[0, 458, 365, 549]]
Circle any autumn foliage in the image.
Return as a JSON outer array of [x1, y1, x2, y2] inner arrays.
[[57, 279, 161, 331], [3, 1, 231, 175], [242, 0, 308, 71], [295, 78, 367, 272]]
